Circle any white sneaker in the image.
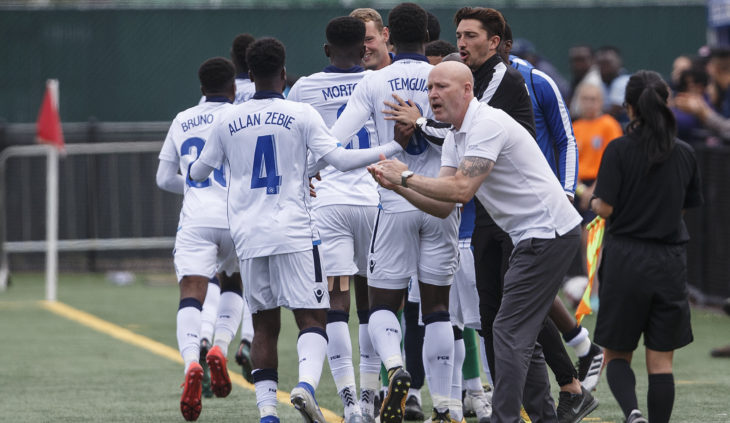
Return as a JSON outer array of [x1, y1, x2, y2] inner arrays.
[[463, 390, 492, 423]]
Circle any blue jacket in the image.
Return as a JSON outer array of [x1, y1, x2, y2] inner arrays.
[[510, 56, 578, 196]]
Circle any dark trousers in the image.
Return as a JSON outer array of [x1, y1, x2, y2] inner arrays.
[[490, 227, 580, 423], [472, 222, 578, 389]]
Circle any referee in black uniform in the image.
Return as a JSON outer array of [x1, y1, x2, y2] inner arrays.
[[591, 70, 703, 423]]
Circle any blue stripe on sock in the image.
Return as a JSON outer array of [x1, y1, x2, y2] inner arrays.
[[298, 326, 328, 343], [178, 297, 202, 311], [423, 310, 450, 325], [252, 368, 279, 383], [327, 310, 349, 323]]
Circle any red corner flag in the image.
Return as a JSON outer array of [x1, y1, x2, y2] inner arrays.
[[36, 79, 65, 150]]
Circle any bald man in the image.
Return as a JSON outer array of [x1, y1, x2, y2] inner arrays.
[[370, 61, 582, 423]]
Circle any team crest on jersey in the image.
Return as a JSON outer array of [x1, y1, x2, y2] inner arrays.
[[313, 288, 325, 303]]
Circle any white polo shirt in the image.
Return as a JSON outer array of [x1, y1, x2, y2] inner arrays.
[[441, 98, 581, 245]]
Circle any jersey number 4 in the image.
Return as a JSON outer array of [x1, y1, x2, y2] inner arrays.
[[181, 137, 226, 188], [251, 134, 282, 195]]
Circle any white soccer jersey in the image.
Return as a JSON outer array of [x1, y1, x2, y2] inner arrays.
[[198, 92, 342, 260], [198, 76, 256, 105], [331, 55, 443, 213], [159, 99, 232, 229], [288, 66, 379, 208], [441, 98, 581, 245]]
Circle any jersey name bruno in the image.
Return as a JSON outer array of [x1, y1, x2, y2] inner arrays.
[[199, 96, 340, 259], [331, 57, 442, 213], [159, 101, 232, 230], [288, 69, 379, 208]]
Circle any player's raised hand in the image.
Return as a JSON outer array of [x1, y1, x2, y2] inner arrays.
[[383, 93, 422, 128], [393, 121, 415, 149]]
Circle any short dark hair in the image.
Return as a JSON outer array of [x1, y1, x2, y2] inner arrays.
[[710, 45, 730, 60], [388, 2, 429, 46], [326, 16, 366, 48], [427, 11, 440, 41], [596, 45, 622, 57], [231, 33, 255, 74], [425, 40, 456, 58], [198, 57, 235, 93], [246, 37, 286, 79], [454, 7, 505, 39], [503, 23, 513, 43]]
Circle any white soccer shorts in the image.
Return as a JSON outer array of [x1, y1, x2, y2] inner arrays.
[[314, 204, 378, 277], [240, 246, 330, 314], [367, 208, 459, 289], [450, 239, 481, 330], [173, 226, 238, 282]]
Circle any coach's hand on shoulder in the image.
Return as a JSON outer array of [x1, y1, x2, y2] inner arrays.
[[393, 121, 415, 150], [383, 93, 422, 130]]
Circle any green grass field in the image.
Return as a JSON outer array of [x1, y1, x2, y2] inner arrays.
[[1, 273, 728, 422]]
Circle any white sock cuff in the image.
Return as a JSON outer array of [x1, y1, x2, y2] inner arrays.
[[566, 326, 589, 347], [360, 372, 380, 391]]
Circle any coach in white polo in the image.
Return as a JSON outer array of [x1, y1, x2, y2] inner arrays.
[[369, 60, 582, 423]]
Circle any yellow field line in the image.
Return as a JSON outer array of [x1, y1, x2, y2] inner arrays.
[[40, 300, 342, 423]]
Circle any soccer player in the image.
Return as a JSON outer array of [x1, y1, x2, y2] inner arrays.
[[350, 8, 392, 71], [196, 33, 258, 385], [370, 60, 582, 423], [287, 16, 380, 423], [156, 57, 243, 421], [331, 4, 460, 422], [189, 37, 409, 423]]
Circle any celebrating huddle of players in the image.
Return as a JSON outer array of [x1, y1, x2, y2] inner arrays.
[[157, 3, 612, 423]]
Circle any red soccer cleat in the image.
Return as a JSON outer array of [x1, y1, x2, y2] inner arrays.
[[180, 362, 204, 421], [206, 345, 232, 398]]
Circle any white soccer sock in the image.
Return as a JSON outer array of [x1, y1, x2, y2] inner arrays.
[[213, 291, 243, 356], [176, 298, 202, 373], [358, 322, 381, 389], [200, 280, 220, 342], [368, 309, 404, 370], [451, 336, 465, 421], [253, 368, 278, 418], [464, 377, 483, 392], [423, 315, 453, 413], [566, 326, 592, 357], [326, 314, 362, 418], [480, 336, 493, 386], [240, 298, 254, 343], [297, 329, 328, 389]]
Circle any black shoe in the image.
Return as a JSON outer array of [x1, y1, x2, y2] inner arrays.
[[199, 338, 213, 398], [556, 386, 599, 423], [404, 395, 424, 420], [234, 339, 253, 383], [577, 343, 604, 391], [380, 367, 411, 423]]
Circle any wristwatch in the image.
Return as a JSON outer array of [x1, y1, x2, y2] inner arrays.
[[415, 116, 427, 130], [401, 170, 415, 187]]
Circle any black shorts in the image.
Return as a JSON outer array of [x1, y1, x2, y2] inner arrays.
[[594, 235, 693, 352]]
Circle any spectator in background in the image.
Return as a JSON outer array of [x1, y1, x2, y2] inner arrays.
[[511, 37, 571, 101], [705, 46, 730, 118], [669, 55, 692, 92], [425, 40, 457, 65], [596, 46, 631, 124], [568, 45, 601, 119], [573, 82, 623, 216], [672, 63, 715, 145]]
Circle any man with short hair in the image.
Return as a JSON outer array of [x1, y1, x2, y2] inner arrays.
[[287, 16, 380, 423], [189, 37, 409, 423], [157, 57, 243, 422], [425, 40, 457, 66], [333, 3, 460, 422], [350, 8, 392, 71], [370, 60, 582, 423]]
